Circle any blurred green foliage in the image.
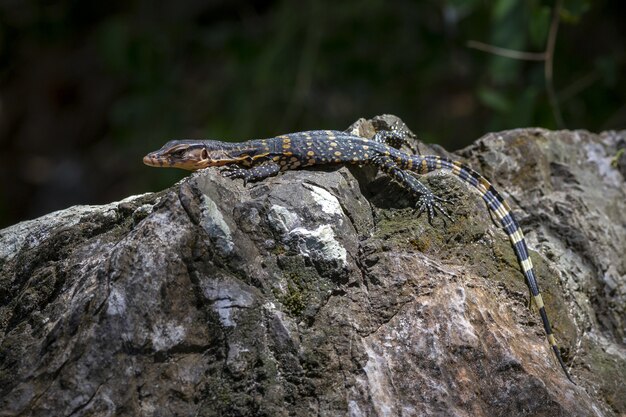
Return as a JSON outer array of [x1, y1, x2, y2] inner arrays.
[[0, 0, 624, 227]]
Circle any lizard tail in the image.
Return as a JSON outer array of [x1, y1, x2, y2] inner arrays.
[[412, 154, 574, 383]]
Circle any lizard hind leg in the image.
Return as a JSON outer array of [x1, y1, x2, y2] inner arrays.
[[373, 130, 411, 149], [373, 130, 420, 154], [372, 155, 452, 224]]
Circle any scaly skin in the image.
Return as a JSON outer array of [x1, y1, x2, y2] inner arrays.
[[144, 129, 574, 383]]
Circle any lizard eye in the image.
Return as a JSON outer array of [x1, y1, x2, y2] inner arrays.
[[170, 148, 188, 158], [201, 148, 209, 159]]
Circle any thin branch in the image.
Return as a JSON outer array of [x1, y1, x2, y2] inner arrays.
[[466, 40, 546, 61], [545, 0, 564, 128], [467, 0, 566, 128], [557, 71, 600, 102], [601, 102, 626, 130]]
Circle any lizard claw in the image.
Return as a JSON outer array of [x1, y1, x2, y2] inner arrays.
[[433, 194, 449, 203], [415, 194, 453, 225]]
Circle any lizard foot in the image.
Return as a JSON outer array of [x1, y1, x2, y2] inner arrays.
[[220, 166, 250, 185], [415, 194, 453, 225]]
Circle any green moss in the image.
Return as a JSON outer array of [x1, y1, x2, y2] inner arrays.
[[408, 235, 432, 252], [274, 256, 333, 319], [199, 375, 235, 417], [270, 245, 287, 256], [610, 148, 624, 168], [280, 282, 306, 317]]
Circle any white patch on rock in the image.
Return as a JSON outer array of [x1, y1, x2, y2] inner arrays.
[[139, 401, 156, 415], [362, 344, 396, 417], [348, 400, 364, 417], [203, 279, 256, 328], [588, 330, 626, 361], [134, 203, 154, 218], [263, 301, 277, 311], [199, 194, 234, 255], [601, 265, 622, 292], [445, 286, 479, 348], [148, 211, 183, 243], [267, 205, 301, 234], [151, 321, 186, 351], [213, 299, 236, 327], [302, 183, 344, 220], [0, 195, 150, 262], [584, 141, 622, 187], [288, 225, 347, 267], [106, 287, 126, 316]]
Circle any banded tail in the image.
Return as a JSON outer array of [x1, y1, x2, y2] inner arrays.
[[413, 154, 574, 383]]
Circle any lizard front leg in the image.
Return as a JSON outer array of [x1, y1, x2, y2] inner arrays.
[[221, 160, 281, 185]]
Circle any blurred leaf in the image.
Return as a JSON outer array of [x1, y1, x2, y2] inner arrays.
[[528, 5, 550, 48], [595, 56, 617, 87], [447, 0, 481, 8], [478, 87, 511, 113], [445, 0, 481, 18], [489, 0, 526, 84], [560, 0, 591, 23], [493, 0, 517, 20]]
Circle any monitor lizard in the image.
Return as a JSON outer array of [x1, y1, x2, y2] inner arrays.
[[143, 129, 574, 383]]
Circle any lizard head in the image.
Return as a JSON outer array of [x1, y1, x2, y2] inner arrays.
[[143, 140, 244, 171]]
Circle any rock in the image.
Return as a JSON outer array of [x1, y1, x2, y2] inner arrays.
[[0, 116, 624, 416]]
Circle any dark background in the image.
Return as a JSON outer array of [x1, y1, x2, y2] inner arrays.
[[1, 0, 624, 229]]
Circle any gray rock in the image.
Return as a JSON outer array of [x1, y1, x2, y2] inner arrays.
[[0, 116, 624, 416]]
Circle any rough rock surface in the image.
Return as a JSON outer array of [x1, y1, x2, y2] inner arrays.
[[0, 116, 624, 417]]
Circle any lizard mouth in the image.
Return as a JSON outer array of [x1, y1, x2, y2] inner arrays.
[[142, 146, 252, 170], [143, 155, 210, 170], [143, 154, 165, 167], [143, 148, 212, 170]]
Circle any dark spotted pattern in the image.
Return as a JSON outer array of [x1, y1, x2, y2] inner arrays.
[[144, 129, 574, 383]]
